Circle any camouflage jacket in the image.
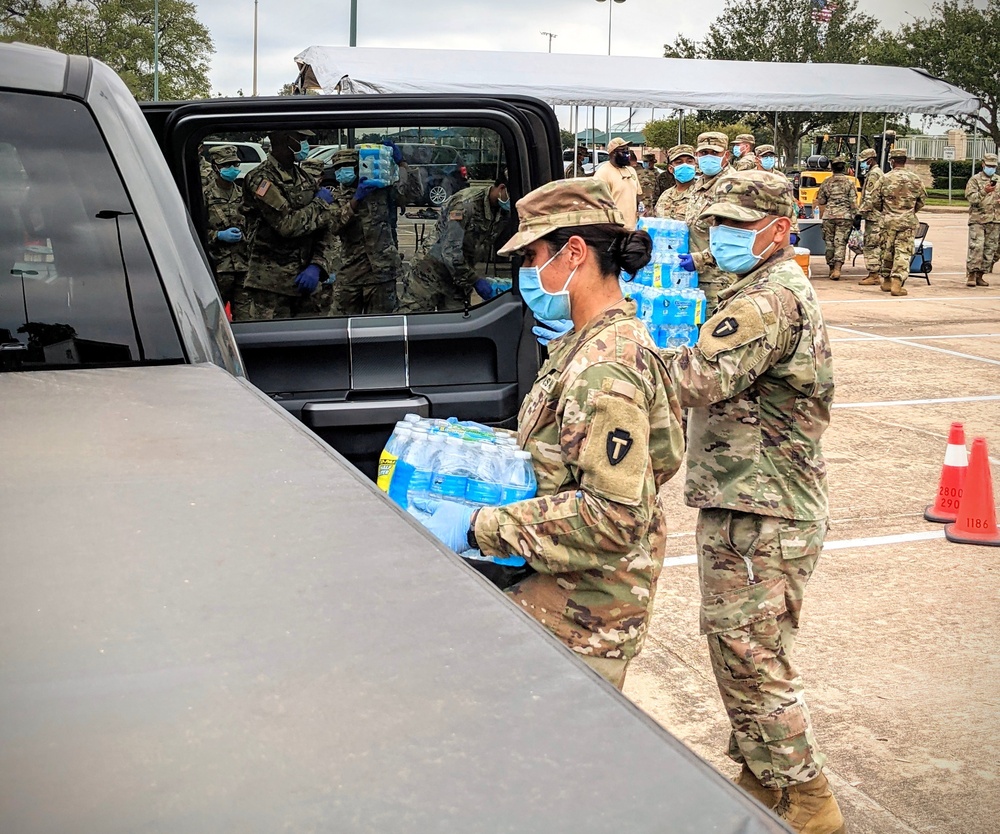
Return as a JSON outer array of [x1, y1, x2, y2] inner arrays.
[[475, 300, 685, 661], [637, 166, 661, 208], [663, 248, 834, 521], [410, 185, 509, 292], [965, 171, 1000, 224], [653, 185, 692, 221], [686, 173, 734, 286], [203, 177, 248, 274], [731, 153, 759, 172], [328, 184, 401, 287], [243, 154, 340, 296], [858, 165, 885, 220], [871, 167, 926, 230], [815, 174, 858, 220]]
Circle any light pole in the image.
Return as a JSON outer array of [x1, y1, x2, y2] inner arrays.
[[540, 31, 557, 52], [153, 0, 159, 100], [350, 0, 358, 46], [595, 0, 625, 151], [252, 0, 258, 96]]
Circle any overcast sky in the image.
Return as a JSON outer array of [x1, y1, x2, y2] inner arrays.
[[192, 0, 944, 131]]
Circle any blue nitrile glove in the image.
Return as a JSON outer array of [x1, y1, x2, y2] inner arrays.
[[354, 179, 380, 202], [420, 500, 474, 553], [383, 139, 403, 164], [293, 264, 322, 294], [217, 227, 242, 244], [531, 318, 573, 346], [315, 187, 334, 205], [678, 253, 696, 272], [789, 232, 800, 246], [473, 277, 512, 301]]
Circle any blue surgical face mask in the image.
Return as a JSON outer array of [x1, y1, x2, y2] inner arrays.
[[698, 154, 723, 176], [519, 243, 577, 322], [294, 140, 310, 162], [335, 167, 357, 185], [731, 145, 742, 158], [860, 161, 869, 173], [498, 197, 511, 212], [709, 218, 780, 275], [673, 163, 696, 183], [219, 165, 241, 182], [761, 157, 777, 171], [985, 166, 997, 176]]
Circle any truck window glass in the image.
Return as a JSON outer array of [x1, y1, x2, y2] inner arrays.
[[0, 92, 183, 371], [198, 125, 514, 322]]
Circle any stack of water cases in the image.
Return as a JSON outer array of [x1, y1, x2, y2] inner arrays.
[[623, 218, 706, 349], [357, 143, 399, 188], [377, 415, 537, 566]]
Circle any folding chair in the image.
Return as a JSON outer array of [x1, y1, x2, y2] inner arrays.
[[907, 221, 932, 285]]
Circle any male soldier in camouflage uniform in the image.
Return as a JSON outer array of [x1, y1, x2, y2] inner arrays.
[[638, 152, 662, 211], [298, 156, 343, 315], [238, 129, 340, 320], [202, 144, 248, 307], [857, 147, 885, 286], [730, 133, 759, 172], [465, 178, 686, 689], [654, 144, 697, 220], [397, 177, 511, 312], [870, 148, 926, 296], [324, 146, 422, 315], [814, 156, 858, 280], [564, 145, 592, 178], [964, 152, 998, 287], [682, 131, 734, 316], [662, 170, 842, 834]]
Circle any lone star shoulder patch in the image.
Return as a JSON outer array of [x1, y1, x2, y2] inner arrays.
[[712, 316, 739, 338], [606, 428, 633, 466]]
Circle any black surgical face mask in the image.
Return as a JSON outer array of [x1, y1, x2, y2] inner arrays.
[[614, 151, 630, 166]]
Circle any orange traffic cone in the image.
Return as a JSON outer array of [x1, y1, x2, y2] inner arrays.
[[924, 422, 968, 523], [945, 437, 1000, 547]]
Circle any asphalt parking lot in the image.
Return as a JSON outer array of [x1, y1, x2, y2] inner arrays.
[[627, 207, 1000, 834]]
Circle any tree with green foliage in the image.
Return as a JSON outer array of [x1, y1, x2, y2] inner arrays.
[[1, 0, 214, 100], [643, 118, 757, 152], [872, 0, 1000, 149], [663, 0, 888, 165]]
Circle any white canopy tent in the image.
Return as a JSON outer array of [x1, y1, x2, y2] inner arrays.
[[293, 46, 981, 116]]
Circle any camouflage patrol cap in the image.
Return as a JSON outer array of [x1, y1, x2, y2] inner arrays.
[[496, 178, 625, 256], [888, 148, 907, 160], [331, 147, 359, 168], [734, 133, 755, 145], [207, 144, 240, 166], [697, 131, 728, 153], [643, 152, 657, 163], [832, 155, 848, 165], [700, 170, 797, 222], [983, 152, 999, 165], [859, 148, 877, 161], [667, 143, 695, 162], [756, 144, 776, 157]]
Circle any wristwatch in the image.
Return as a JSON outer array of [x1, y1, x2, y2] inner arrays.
[[467, 509, 480, 551]]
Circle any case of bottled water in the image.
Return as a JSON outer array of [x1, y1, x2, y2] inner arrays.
[[357, 143, 399, 188], [379, 416, 537, 566]]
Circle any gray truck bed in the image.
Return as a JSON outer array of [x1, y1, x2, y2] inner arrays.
[[0, 364, 786, 833]]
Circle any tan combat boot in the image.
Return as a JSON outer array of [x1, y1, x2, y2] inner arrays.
[[879, 276, 892, 292], [829, 263, 841, 281], [775, 772, 846, 834], [858, 273, 880, 285], [976, 271, 990, 287], [733, 764, 781, 810], [967, 271, 977, 287], [890, 276, 907, 296]]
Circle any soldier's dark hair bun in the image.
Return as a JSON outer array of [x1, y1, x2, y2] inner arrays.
[[614, 230, 653, 277], [542, 224, 652, 280]]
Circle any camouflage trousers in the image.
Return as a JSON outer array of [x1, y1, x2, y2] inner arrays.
[[214, 270, 244, 307], [862, 218, 882, 273], [880, 224, 916, 283], [696, 507, 828, 788], [232, 287, 330, 321], [397, 262, 468, 313], [966, 222, 1000, 272], [334, 279, 397, 315], [821, 219, 853, 268], [582, 656, 629, 691]]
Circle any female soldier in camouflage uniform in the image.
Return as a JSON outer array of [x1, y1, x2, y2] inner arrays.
[[418, 179, 685, 689]]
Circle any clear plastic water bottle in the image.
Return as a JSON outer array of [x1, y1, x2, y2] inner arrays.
[[389, 425, 428, 509], [431, 437, 472, 503], [377, 421, 410, 493], [501, 450, 537, 505], [407, 432, 444, 520], [465, 440, 504, 507]]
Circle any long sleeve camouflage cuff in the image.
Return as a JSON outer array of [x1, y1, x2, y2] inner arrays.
[[692, 249, 714, 270], [473, 506, 503, 557]]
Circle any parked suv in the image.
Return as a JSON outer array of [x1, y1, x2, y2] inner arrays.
[[397, 142, 469, 206], [203, 139, 266, 180], [562, 147, 609, 175]]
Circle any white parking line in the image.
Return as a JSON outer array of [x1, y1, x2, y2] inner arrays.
[[833, 333, 1000, 343], [829, 325, 1000, 366], [834, 394, 1000, 408], [661, 529, 946, 568], [822, 296, 1000, 303]]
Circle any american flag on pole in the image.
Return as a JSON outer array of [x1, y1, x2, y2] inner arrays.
[[811, 0, 837, 23]]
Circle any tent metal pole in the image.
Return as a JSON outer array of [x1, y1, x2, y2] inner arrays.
[[773, 111, 778, 143], [972, 124, 978, 176], [856, 111, 863, 174], [881, 114, 888, 169], [678, 110, 682, 144], [572, 105, 579, 176]]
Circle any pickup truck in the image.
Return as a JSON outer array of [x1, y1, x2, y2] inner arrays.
[[0, 42, 789, 833]]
